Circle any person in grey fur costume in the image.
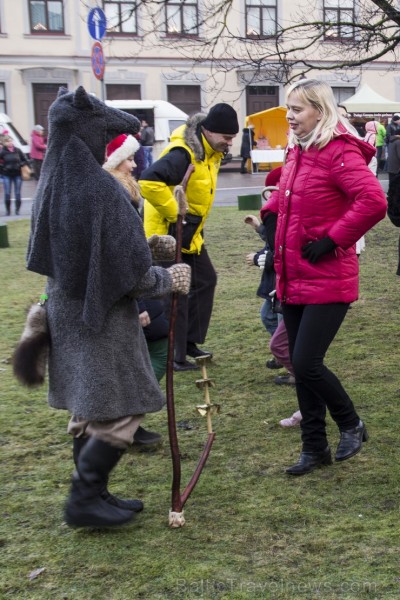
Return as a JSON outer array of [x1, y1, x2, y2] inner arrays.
[[26, 86, 191, 528]]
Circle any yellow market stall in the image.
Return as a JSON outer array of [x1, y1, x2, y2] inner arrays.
[[245, 106, 288, 173]]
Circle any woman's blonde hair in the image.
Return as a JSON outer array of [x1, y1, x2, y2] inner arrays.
[[286, 79, 359, 150]]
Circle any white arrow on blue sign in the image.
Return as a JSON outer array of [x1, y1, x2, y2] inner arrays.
[[87, 7, 107, 41]]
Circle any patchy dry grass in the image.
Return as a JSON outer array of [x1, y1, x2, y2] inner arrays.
[[1, 213, 399, 599]]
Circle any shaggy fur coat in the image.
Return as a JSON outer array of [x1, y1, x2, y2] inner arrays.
[[27, 87, 172, 421]]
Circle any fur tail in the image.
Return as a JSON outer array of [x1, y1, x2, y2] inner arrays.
[[13, 304, 50, 387]]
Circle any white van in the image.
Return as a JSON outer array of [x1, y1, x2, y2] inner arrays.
[[105, 99, 188, 158], [0, 113, 30, 157]]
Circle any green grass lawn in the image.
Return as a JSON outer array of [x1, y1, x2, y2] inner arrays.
[[1, 211, 399, 599]]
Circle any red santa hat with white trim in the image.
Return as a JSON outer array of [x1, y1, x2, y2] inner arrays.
[[103, 133, 140, 171]]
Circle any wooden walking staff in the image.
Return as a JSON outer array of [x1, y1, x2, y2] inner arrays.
[[166, 164, 217, 528]]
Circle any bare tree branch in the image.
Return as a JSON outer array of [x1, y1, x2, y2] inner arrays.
[[82, 0, 400, 91]]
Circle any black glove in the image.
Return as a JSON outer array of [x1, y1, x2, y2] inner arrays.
[[301, 237, 337, 264]]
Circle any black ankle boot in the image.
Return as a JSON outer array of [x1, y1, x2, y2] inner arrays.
[[286, 447, 332, 476], [65, 438, 135, 528], [335, 420, 368, 462], [72, 437, 143, 513]]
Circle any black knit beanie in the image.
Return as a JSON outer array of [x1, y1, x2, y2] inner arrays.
[[201, 103, 239, 135]]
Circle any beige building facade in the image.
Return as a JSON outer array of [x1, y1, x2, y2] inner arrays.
[[1, 0, 400, 156]]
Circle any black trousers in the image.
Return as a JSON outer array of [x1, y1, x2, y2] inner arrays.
[[282, 303, 360, 452], [163, 246, 217, 362]]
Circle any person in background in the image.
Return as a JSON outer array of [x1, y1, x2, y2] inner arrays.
[[140, 103, 239, 371], [385, 114, 400, 144], [385, 135, 400, 275], [375, 120, 387, 173], [132, 132, 146, 181], [363, 121, 379, 175], [30, 124, 47, 180], [140, 119, 155, 169], [0, 135, 29, 216], [386, 134, 400, 186], [264, 79, 387, 476], [239, 127, 256, 173], [102, 132, 171, 446], [244, 169, 279, 351]]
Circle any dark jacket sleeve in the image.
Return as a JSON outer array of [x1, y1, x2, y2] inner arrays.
[[138, 298, 169, 341], [262, 212, 278, 251], [139, 147, 191, 186], [133, 146, 146, 179]]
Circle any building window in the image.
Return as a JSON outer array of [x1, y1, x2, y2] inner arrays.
[[167, 85, 201, 115], [0, 83, 6, 114], [165, 1, 199, 36], [106, 84, 141, 100], [332, 86, 356, 104], [29, 1, 64, 33], [104, 1, 138, 35], [323, 0, 355, 41], [246, 0, 277, 38]]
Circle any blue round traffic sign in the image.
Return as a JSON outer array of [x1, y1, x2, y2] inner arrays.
[[88, 7, 107, 41]]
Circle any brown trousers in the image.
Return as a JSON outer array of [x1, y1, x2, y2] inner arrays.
[[67, 414, 144, 449]]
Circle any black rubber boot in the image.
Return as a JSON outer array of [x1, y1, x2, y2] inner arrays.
[[15, 197, 21, 215], [5, 195, 11, 216], [286, 447, 332, 476], [72, 437, 143, 513], [65, 437, 135, 528]]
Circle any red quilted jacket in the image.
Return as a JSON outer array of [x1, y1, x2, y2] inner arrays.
[[263, 134, 387, 305]]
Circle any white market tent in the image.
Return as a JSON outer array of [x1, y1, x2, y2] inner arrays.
[[340, 84, 400, 117]]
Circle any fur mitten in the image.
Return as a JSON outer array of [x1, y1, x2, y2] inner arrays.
[[148, 234, 176, 261], [167, 264, 191, 295], [13, 303, 50, 387]]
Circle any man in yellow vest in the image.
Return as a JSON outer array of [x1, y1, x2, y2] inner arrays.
[[140, 103, 239, 370]]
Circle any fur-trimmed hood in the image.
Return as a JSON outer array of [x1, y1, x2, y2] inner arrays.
[[182, 113, 207, 162]]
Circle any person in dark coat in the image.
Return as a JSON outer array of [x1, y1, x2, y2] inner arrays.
[[132, 132, 146, 180], [0, 135, 29, 215], [386, 137, 400, 274], [385, 114, 400, 144], [26, 87, 191, 528], [239, 127, 256, 173]]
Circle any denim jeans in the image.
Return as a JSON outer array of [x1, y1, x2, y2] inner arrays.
[[3, 175, 22, 200], [143, 146, 153, 169], [260, 297, 278, 336]]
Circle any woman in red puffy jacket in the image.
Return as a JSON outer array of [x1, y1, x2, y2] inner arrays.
[[264, 79, 387, 475]]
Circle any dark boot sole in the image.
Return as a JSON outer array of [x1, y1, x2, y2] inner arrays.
[[64, 511, 135, 528], [286, 455, 332, 476]]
